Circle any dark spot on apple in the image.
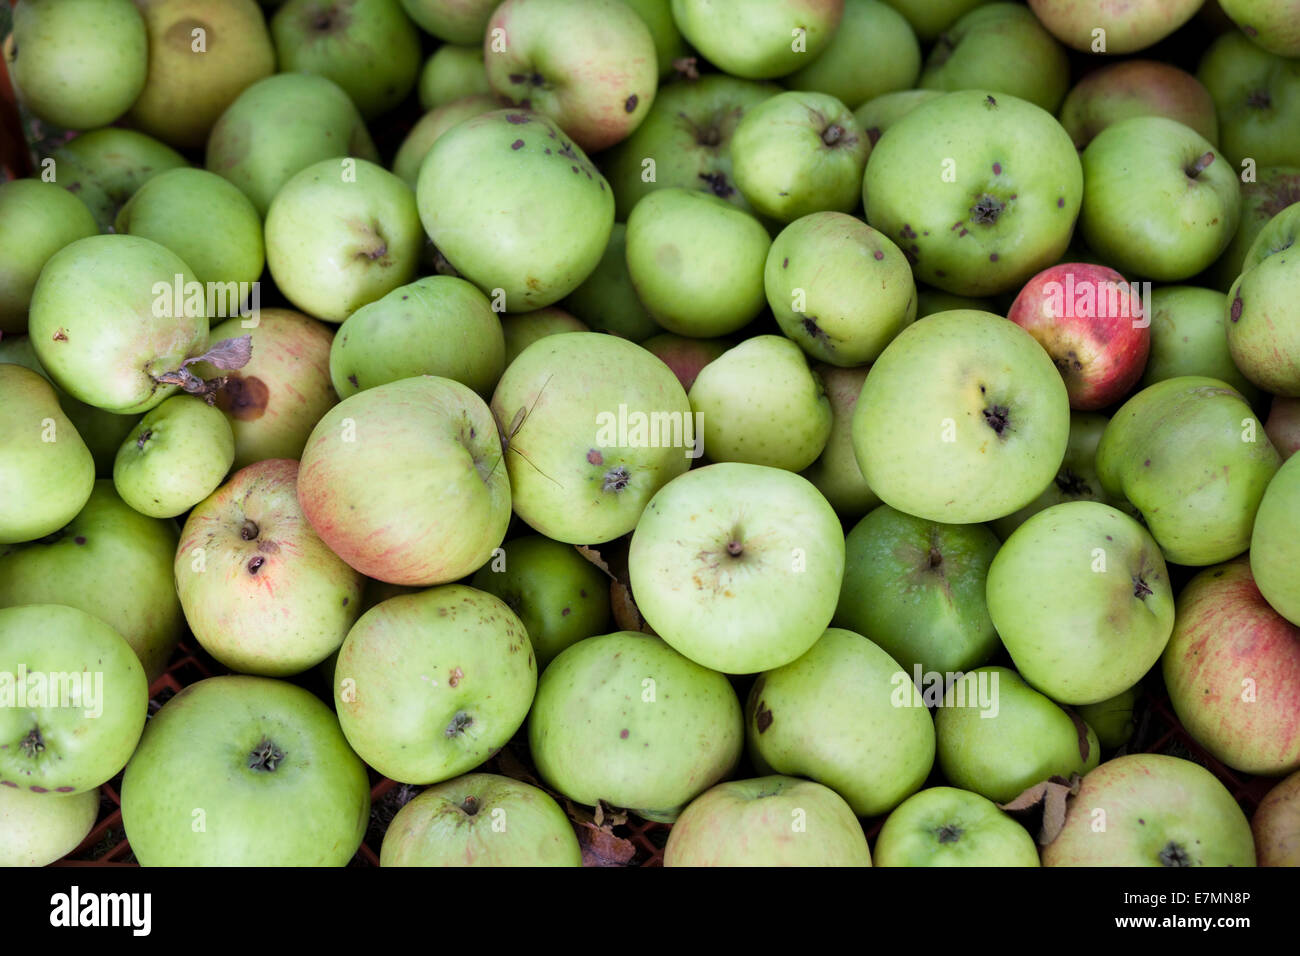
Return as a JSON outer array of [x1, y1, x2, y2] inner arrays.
[[873, 250, 884, 260], [1133, 576, 1153, 599], [602, 465, 630, 492], [247, 555, 264, 575], [1054, 469, 1090, 497], [992, 163, 1002, 175], [755, 700, 773, 733], [625, 94, 638, 112], [1057, 197, 1065, 208], [698, 171, 735, 199], [445, 711, 474, 737], [1144, 459, 1151, 467], [782, 257, 789, 268], [56, 786, 74, 792], [587, 448, 604, 465], [571, 165, 579, 174], [544, 147, 551, 155], [449, 667, 463, 688], [511, 139, 524, 150], [1159, 841, 1192, 867], [347, 373, 359, 388], [29, 786, 48, 793], [935, 824, 963, 844], [985, 95, 997, 108], [342, 596, 349, 606], [460, 796, 481, 815], [982, 404, 1010, 436], [74, 535, 86, 545], [216, 374, 269, 421], [1138, 818, 1145, 825], [0, 781, 15, 788], [900, 224, 917, 239], [1246, 89, 1271, 109], [866, 126, 882, 147], [989, 252, 999, 262], [506, 113, 530, 124], [1230, 295, 1243, 323], [1053, 350, 1083, 373], [240, 519, 259, 540], [802, 316, 829, 343], [53, 328, 68, 342], [620, 729, 629, 739], [248, 736, 285, 772]]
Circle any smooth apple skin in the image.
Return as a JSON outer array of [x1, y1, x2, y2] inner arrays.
[[1219, 0, 1300, 58], [664, 776, 871, 867], [48, 128, 189, 233], [874, 786, 1040, 867], [562, 223, 661, 343], [621, 0, 690, 79], [1253, 770, 1300, 866], [1208, 166, 1300, 293], [800, 364, 881, 519], [1027, 0, 1203, 54], [393, 94, 500, 189], [417, 44, 490, 111], [1198, 32, 1300, 169], [785, 0, 920, 109], [1138, 286, 1260, 404], [500, 307, 589, 366], [1227, 202, 1300, 397], [401, 0, 498, 44], [853, 89, 942, 147], [1266, 397, 1300, 460], [641, 334, 729, 393], [1042, 754, 1256, 867], [380, 773, 581, 866], [0, 180, 97, 335], [0, 785, 99, 867], [113, 396, 236, 520], [1059, 60, 1218, 150], [1074, 684, 1139, 749], [880, 0, 993, 41], [670, 0, 844, 80], [1251, 452, 1300, 626]]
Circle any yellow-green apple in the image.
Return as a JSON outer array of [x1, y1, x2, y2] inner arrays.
[[418, 109, 614, 312], [670, 0, 843, 79], [1219, 0, 1300, 57], [1074, 685, 1140, 749], [1207, 166, 1300, 291], [0, 364, 94, 544], [1228, 202, 1300, 396], [629, 463, 845, 673], [380, 773, 582, 866], [418, 44, 490, 110], [0, 180, 96, 335], [1138, 286, 1261, 403], [621, 0, 689, 78], [120, 674, 370, 865], [206, 73, 380, 217], [765, 212, 916, 366], [392, 94, 499, 188], [0, 604, 147, 794], [641, 334, 728, 392], [920, 3, 1069, 113], [399, 0, 496, 43], [625, 188, 771, 337], [800, 364, 880, 518], [851, 310, 1071, 524], [490, 331, 690, 543], [1059, 60, 1218, 150], [0, 481, 182, 682], [785, 0, 920, 108], [271, 0, 421, 118], [500, 307, 588, 366], [936, 666, 1101, 802], [863, 91, 1083, 296], [1252, 770, 1300, 866], [298, 376, 511, 585], [562, 223, 661, 342], [1198, 32, 1300, 168], [1253, 454, 1300, 625], [1027, 0, 1203, 54], [484, 0, 657, 153], [835, 505, 1000, 676], [1267, 397, 1300, 459], [876, 787, 1039, 867], [176, 459, 364, 676], [0, 785, 98, 867], [747, 628, 935, 816], [1096, 376, 1280, 565], [112, 396, 234, 519], [48, 128, 187, 232], [988, 501, 1175, 705], [853, 89, 942, 147], [1042, 754, 1256, 866], [528, 630, 743, 820], [689, 336, 832, 472], [664, 776, 872, 867], [880, 0, 992, 41]]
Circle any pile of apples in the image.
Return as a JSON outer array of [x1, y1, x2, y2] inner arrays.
[[1, 0, 1299, 868]]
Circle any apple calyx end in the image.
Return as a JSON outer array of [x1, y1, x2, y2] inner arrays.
[[19, 726, 45, 759], [445, 711, 474, 738], [248, 736, 285, 773], [1158, 841, 1192, 867], [934, 823, 963, 844]]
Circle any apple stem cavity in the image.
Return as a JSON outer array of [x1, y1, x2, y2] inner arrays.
[[1133, 575, 1153, 600], [240, 519, 259, 541], [459, 796, 481, 816], [135, 428, 152, 451], [248, 736, 285, 772], [982, 403, 1011, 436]]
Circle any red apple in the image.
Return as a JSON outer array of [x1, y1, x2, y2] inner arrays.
[[1266, 396, 1300, 460], [1162, 558, 1300, 776], [1059, 60, 1218, 150], [1007, 263, 1150, 410], [640, 334, 730, 392], [1253, 769, 1300, 866]]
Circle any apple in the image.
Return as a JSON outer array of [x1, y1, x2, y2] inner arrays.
[[1006, 263, 1150, 410], [874, 786, 1040, 866], [0, 180, 96, 335], [1253, 770, 1300, 866], [484, 0, 657, 154], [500, 307, 589, 366], [0, 785, 98, 867], [625, 188, 771, 337], [747, 627, 935, 816], [5, 0, 147, 130], [1266, 396, 1300, 459], [987, 501, 1175, 706], [641, 334, 728, 394], [1227, 202, 1300, 396], [0, 604, 147, 795], [113, 396, 235, 519], [664, 776, 872, 867], [562, 223, 661, 342], [1198, 31, 1300, 169], [1219, 0, 1300, 57], [879, 0, 993, 41], [851, 310, 1071, 524], [417, 109, 614, 312], [176, 459, 365, 677], [400, 0, 497, 43], [0, 364, 94, 545], [121, 674, 371, 865], [621, 0, 690, 78], [528, 630, 743, 820], [491, 331, 690, 544], [1027, 0, 1203, 54], [853, 89, 942, 147], [1059, 60, 1218, 150], [1080, 117, 1240, 282], [669, 0, 843, 80], [1252, 455, 1300, 625], [1075, 684, 1140, 749], [1138, 286, 1261, 403], [418, 44, 491, 110], [919, 3, 1069, 113], [785, 0, 921, 109], [271, 0, 421, 119], [729, 91, 871, 223], [380, 773, 582, 866], [1042, 754, 1255, 867], [937, 666, 1101, 803], [1096, 376, 1281, 566], [629, 463, 845, 674], [392, 94, 499, 189], [206, 73, 380, 217], [298, 376, 511, 585], [1208, 165, 1300, 292], [0, 480, 183, 682], [48, 128, 188, 232], [470, 534, 611, 669], [915, 287, 993, 317], [834, 504, 1001, 676], [800, 364, 880, 518], [862, 90, 1083, 296]]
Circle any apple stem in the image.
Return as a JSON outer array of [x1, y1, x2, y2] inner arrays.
[[1185, 151, 1216, 178]]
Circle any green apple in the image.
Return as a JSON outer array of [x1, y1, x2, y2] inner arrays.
[[1138, 286, 1261, 403], [206, 72, 380, 217], [380, 773, 582, 866], [874, 786, 1040, 866], [501, 307, 589, 366], [880, 0, 993, 41], [561, 223, 661, 342], [1059, 60, 1218, 150], [490, 331, 691, 544], [1027, 0, 1203, 54], [125, 0, 276, 149], [853, 89, 942, 146], [1253, 770, 1300, 866], [1096, 376, 1281, 565], [1228, 202, 1300, 396], [765, 212, 916, 366], [629, 463, 845, 674], [669, 0, 843, 80], [1043, 754, 1255, 867], [863, 90, 1083, 296], [0, 179, 97, 335], [271, 0, 421, 119], [330, 276, 505, 399], [0, 481, 182, 682], [987, 501, 1175, 706], [620, 0, 689, 78], [120, 674, 370, 865], [113, 396, 235, 519], [920, 3, 1069, 113], [1253, 453, 1300, 626], [392, 94, 499, 189], [1219, 0, 1300, 58], [399, 0, 496, 43], [0, 364, 94, 544], [528, 630, 743, 820], [1074, 684, 1139, 749], [851, 310, 1071, 524], [48, 128, 188, 232], [0, 785, 98, 867], [471, 534, 611, 669], [800, 365, 880, 519], [1208, 166, 1300, 292], [835, 505, 1001, 676], [5, 0, 147, 130], [664, 776, 872, 867], [1198, 32, 1300, 169], [418, 44, 490, 110], [730, 91, 870, 223], [336, 585, 536, 783], [625, 188, 771, 337], [0, 604, 147, 794], [785, 0, 920, 109], [418, 109, 614, 312], [688, 336, 832, 472], [747, 627, 935, 816]]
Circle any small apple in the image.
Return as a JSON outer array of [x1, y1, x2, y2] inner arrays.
[[1138, 286, 1261, 403], [1074, 684, 1140, 749], [0, 180, 96, 335], [500, 307, 589, 366], [1227, 201, 1300, 396], [800, 364, 880, 519], [113, 396, 235, 519], [1252, 455, 1300, 626], [1059, 60, 1218, 150], [669, 0, 844, 80], [1027, 0, 1203, 54], [620, 0, 690, 78], [418, 44, 491, 110], [874, 786, 1040, 867], [1252, 770, 1300, 866], [0, 785, 99, 867], [785, 0, 921, 109], [640, 335, 728, 393]]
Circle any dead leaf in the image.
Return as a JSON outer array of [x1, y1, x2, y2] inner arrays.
[[999, 774, 1082, 845]]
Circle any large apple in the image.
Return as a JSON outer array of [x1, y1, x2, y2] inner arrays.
[[670, 0, 844, 80], [800, 364, 880, 519], [873, 786, 1040, 867], [1198, 32, 1300, 169], [1228, 202, 1300, 396], [0, 180, 96, 335], [1138, 286, 1260, 403], [1027, 0, 1203, 54], [785, 0, 920, 108], [0, 785, 99, 867], [1253, 770, 1300, 866], [1059, 60, 1218, 150]]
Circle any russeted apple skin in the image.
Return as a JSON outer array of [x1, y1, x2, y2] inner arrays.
[[1253, 770, 1300, 866], [873, 786, 1040, 867], [1163, 559, 1300, 777]]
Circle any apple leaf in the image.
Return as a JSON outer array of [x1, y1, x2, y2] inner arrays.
[[575, 543, 655, 635], [999, 774, 1083, 846], [152, 335, 254, 404]]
